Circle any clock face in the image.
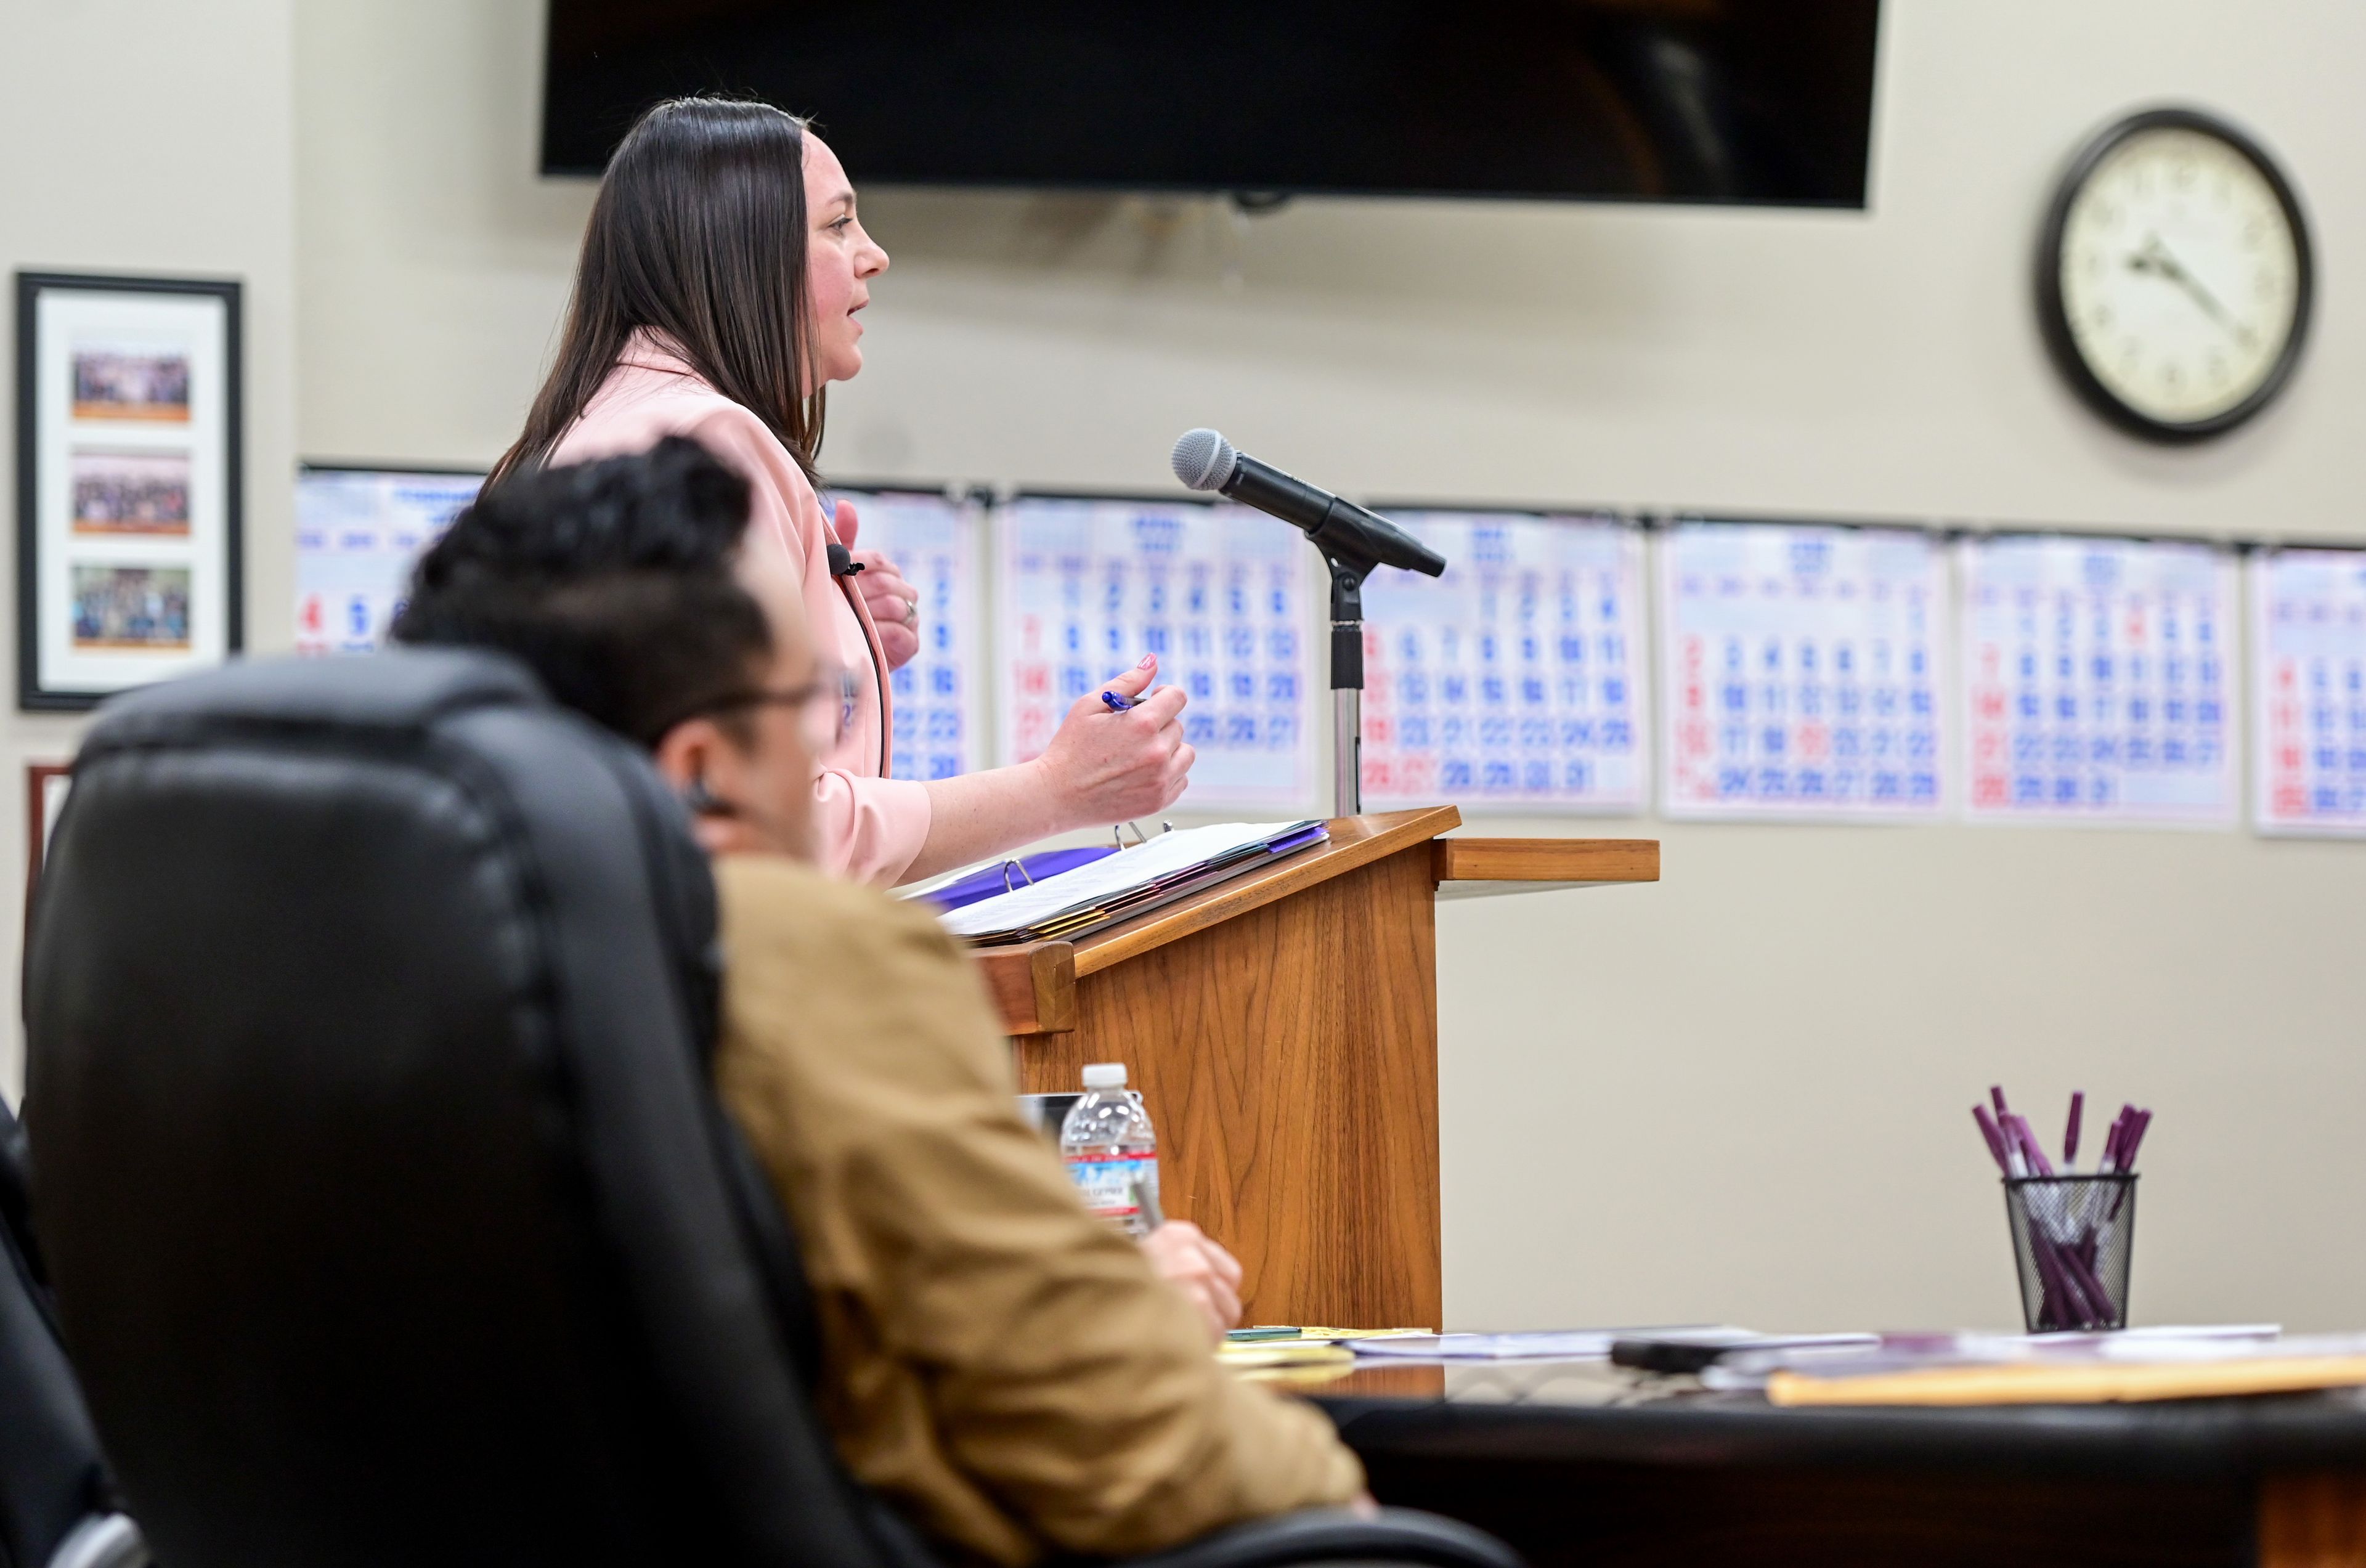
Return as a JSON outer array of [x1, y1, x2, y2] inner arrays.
[[2043, 112, 2312, 439]]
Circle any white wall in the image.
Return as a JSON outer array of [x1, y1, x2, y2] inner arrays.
[[0, 0, 298, 1100], [292, 0, 2366, 1331]]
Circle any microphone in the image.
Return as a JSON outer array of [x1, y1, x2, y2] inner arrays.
[[1170, 429, 1444, 578]]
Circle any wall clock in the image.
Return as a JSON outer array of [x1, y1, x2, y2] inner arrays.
[[2037, 107, 2313, 442]]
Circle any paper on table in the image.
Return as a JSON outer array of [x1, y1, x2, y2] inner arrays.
[[937, 821, 1317, 938], [1226, 1327, 1433, 1344], [1705, 1324, 2296, 1392], [1354, 1327, 1750, 1361]]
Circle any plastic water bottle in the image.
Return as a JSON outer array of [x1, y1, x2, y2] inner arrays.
[[1059, 1063, 1160, 1237]]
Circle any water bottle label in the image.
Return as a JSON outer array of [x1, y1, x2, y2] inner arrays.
[[1063, 1152, 1156, 1222]]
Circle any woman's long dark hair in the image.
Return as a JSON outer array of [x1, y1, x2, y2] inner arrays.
[[493, 97, 825, 484]]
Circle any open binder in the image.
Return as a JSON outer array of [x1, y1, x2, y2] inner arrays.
[[938, 820, 1327, 946]]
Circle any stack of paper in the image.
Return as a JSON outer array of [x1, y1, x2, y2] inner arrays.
[[938, 821, 1328, 946]]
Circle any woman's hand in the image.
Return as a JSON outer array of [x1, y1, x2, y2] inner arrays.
[[831, 500, 921, 671], [902, 654, 1197, 882], [1032, 654, 1194, 828], [1139, 1220, 1245, 1341]]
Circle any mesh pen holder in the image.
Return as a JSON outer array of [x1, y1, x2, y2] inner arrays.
[[2005, 1175, 2136, 1333]]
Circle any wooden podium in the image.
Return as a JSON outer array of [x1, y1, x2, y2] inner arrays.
[[971, 808, 1659, 1330]]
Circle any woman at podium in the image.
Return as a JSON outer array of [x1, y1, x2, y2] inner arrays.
[[492, 95, 1194, 886]]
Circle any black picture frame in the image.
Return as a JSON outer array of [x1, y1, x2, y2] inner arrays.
[[2034, 107, 2315, 445], [15, 270, 244, 710]]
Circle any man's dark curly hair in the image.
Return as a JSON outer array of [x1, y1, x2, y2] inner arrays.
[[391, 436, 773, 748]]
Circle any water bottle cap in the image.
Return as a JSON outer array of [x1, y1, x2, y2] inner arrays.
[[1081, 1063, 1128, 1089]]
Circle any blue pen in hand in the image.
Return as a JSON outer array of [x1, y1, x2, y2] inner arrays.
[[1100, 689, 1137, 713]]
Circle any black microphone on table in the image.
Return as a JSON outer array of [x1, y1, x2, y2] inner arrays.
[[1169, 428, 1445, 579]]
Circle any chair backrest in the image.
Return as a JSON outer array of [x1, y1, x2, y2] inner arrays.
[[0, 1099, 121, 1568], [23, 651, 891, 1568]]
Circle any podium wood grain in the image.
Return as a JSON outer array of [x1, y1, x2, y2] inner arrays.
[[1013, 811, 1453, 1330], [1432, 835, 1659, 886], [996, 809, 1659, 1330], [972, 940, 1076, 1036]]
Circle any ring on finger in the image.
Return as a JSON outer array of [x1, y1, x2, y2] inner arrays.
[[902, 595, 919, 627]]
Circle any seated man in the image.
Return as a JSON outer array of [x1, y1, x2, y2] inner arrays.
[[391, 439, 1366, 1567]]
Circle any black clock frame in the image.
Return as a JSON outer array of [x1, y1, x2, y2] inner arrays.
[[2036, 105, 2315, 444]]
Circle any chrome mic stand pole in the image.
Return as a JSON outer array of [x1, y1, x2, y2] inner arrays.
[[1326, 553, 1374, 818], [1333, 686, 1360, 817]]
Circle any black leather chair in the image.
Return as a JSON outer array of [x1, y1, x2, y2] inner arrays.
[[0, 1100, 147, 1568], [22, 651, 1518, 1568]]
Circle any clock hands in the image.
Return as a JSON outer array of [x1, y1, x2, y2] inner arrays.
[[2126, 234, 2256, 349]]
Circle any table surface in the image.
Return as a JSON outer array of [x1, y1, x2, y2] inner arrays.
[[1309, 1357, 2366, 1479]]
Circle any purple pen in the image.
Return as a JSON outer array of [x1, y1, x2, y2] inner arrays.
[[2059, 1233, 2114, 1310], [1972, 1105, 2012, 1173], [2119, 1108, 2152, 1170], [2062, 1239, 2107, 1326], [2026, 1241, 2065, 1328], [2064, 1091, 2084, 1168], [2108, 1108, 2150, 1219], [2030, 1235, 2092, 1329], [2054, 1238, 2110, 1327], [2009, 1113, 2055, 1177], [1991, 1084, 2011, 1118], [2110, 1111, 2148, 1172]]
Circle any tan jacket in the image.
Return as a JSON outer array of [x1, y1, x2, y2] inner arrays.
[[711, 855, 1365, 1567]]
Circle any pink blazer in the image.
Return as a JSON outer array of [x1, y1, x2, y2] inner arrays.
[[547, 333, 932, 885]]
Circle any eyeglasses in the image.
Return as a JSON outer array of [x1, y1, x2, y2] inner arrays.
[[703, 665, 861, 752]]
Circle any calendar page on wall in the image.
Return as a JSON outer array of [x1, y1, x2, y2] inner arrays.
[[995, 495, 1315, 812], [2251, 548, 2366, 837], [295, 466, 481, 654], [1960, 535, 2237, 826], [1660, 521, 1949, 821], [1359, 509, 1647, 811], [833, 487, 984, 783]]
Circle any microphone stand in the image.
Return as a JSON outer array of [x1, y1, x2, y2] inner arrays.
[[1323, 546, 1382, 818]]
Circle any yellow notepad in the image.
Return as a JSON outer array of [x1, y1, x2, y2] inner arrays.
[[1216, 1341, 1356, 1370], [1768, 1354, 2366, 1407]]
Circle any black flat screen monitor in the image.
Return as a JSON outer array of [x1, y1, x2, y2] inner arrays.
[[542, 1, 1883, 208]]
